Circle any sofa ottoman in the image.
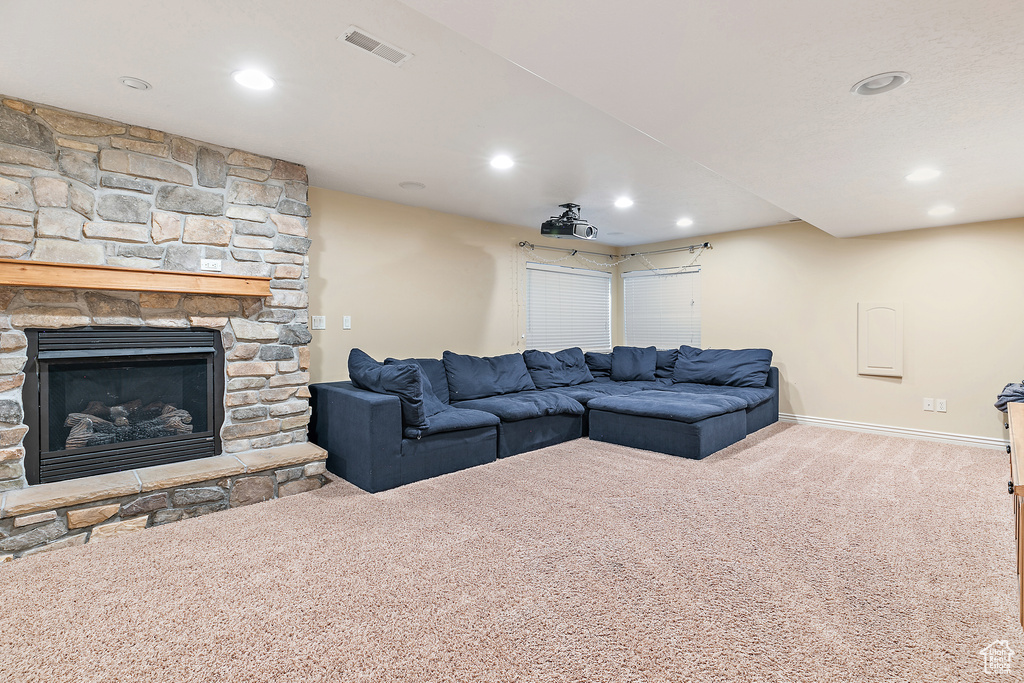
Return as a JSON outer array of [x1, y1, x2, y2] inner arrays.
[[587, 390, 747, 459]]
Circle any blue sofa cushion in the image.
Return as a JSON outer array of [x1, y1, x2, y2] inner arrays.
[[406, 406, 499, 439], [453, 391, 584, 422], [673, 346, 773, 388], [348, 349, 446, 435], [655, 349, 678, 379], [522, 347, 594, 389], [386, 357, 449, 404], [443, 351, 536, 400], [659, 381, 775, 408], [588, 390, 747, 423], [611, 346, 657, 381], [546, 381, 644, 405], [585, 352, 612, 378]]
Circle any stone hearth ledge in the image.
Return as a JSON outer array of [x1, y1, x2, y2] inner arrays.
[[0, 442, 325, 517]]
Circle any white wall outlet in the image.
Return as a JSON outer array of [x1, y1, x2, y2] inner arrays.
[[311, 315, 326, 330], [343, 315, 352, 330], [923, 398, 934, 411], [200, 259, 222, 272], [936, 399, 947, 413]]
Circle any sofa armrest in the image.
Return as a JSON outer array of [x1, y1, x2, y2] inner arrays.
[[767, 366, 780, 420], [309, 381, 402, 492]]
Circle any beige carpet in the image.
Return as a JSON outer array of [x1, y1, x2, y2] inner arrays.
[[0, 423, 1019, 682]]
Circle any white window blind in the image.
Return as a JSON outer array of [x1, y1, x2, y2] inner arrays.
[[526, 262, 611, 351], [622, 268, 701, 349]]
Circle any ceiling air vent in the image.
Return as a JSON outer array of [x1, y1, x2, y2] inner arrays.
[[341, 27, 413, 66]]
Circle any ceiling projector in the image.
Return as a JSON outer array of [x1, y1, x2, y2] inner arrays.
[[541, 203, 598, 240]]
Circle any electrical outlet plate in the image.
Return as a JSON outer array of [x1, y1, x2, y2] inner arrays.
[[311, 315, 326, 330], [923, 398, 934, 411], [936, 399, 947, 413], [200, 259, 222, 272]]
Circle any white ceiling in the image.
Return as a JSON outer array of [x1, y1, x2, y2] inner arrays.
[[2, 1, 1022, 244]]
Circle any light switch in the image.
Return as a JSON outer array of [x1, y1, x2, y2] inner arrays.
[[311, 316, 326, 330], [343, 315, 352, 330]]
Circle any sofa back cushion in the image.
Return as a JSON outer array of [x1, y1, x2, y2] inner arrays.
[[522, 348, 594, 389], [655, 349, 678, 379], [349, 349, 446, 434], [585, 352, 612, 378], [385, 357, 449, 404], [672, 345, 773, 388], [611, 346, 657, 381], [443, 350, 536, 401]]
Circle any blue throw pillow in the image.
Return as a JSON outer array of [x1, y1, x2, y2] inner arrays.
[[585, 352, 612, 378], [611, 346, 657, 381], [442, 351, 536, 401], [348, 349, 446, 434], [522, 348, 594, 389], [672, 345, 773, 388], [385, 357, 450, 404], [655, 349, 678, 379]]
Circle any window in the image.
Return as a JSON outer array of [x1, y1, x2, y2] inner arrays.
[[525, 263, 611, 351], [622, 268, 701, 348]]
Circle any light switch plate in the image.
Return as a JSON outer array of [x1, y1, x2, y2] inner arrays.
[[343, 315, 352, 330], [311, 315, 326, 330], [200, 259, 222, 272]]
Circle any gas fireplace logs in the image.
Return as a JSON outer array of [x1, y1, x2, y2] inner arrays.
[[64, 402, 194, 449]]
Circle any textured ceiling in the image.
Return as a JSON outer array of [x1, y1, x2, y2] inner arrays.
[[2, 0, 1021, 243]]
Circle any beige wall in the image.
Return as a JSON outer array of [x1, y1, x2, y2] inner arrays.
[[309, 185, 1023, 442], [306, 187, 617, 383], [638, 219, 1024, 441]]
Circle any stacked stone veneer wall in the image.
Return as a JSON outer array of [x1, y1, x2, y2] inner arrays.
[[0, 94, 315, 492]]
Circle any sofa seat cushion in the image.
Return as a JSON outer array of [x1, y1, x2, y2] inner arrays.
[[591, 377, 671, 389], [545, 381, 644, 405], [443, 351, 536, 400], [523, 347, 594, 388], [453, 391, 584, 422], [588, 390, 746, 423], [661, 382, 776, 409], [406, 406, 500, 439]]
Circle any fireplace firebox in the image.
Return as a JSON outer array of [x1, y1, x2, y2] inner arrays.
[[22, 327, 225, 485]]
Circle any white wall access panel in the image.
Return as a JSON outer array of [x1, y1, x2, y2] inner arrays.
[[857, 302, 903, 378]]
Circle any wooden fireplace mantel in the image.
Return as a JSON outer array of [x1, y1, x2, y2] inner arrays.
[[0, 259, 271, 297]]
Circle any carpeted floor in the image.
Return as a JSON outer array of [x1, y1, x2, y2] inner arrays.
[[0, 423, 1020, 682]]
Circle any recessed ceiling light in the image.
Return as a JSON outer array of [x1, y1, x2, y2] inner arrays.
[[851, 71, 911, 96], [906, 168, 940, 182], [119, 76, 151, 91], [928, 205, 955, 217], [399, 181, 426, 190], [232, 69, 275, 90], [490, 154, 514, 170], [614, 197, 633, 209], [676, 217, 694, 228]]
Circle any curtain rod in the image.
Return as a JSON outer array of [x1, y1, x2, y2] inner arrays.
[[518, 241, 711, 258]]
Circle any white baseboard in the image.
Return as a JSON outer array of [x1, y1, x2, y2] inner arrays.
[[778, 413, 1009, 450]]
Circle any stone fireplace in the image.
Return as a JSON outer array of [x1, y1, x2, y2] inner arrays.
[[0, 95, 327, 559]]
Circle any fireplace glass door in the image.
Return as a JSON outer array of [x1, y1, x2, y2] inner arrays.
[[23, 327, 225, 485], [43, 355, 212, 455]]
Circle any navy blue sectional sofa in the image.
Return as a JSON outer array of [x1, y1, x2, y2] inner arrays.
[[309, 345, 779, 493]]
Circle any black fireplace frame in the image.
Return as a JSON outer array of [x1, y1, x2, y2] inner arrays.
[[22, 327, 225, 485]]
